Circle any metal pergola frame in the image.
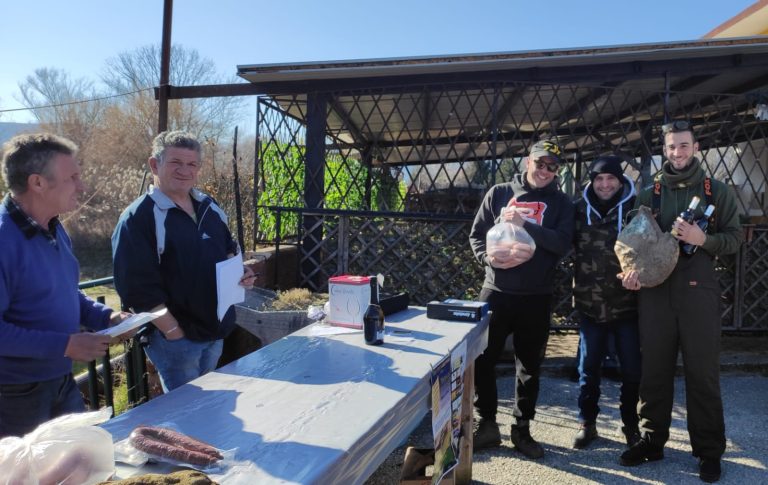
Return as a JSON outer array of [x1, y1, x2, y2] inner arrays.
[[153, 12, 768, 329]]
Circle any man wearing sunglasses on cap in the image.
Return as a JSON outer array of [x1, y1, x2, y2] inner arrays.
[[618, 121, 743, 483], [469, 139, 574, 459]]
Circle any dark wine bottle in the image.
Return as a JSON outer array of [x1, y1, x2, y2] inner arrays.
[[670, 196, 700, 237], [364, 276, 384, 345], [681, 204, 715, 256]]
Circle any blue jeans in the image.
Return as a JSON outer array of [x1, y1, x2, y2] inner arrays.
[[577, 317, 641, 427], [0, 373, 85, 438], [145, 331, 224, 392]]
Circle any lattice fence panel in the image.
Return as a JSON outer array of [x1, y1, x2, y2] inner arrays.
[[740, 227, 768, 329], [256, 81, 768, 331]]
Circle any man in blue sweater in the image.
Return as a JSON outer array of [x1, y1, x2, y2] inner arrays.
[[0, 133, 121, 437], [112, 131, 255, 393]]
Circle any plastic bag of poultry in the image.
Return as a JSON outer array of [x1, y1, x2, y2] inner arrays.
[[614, 206, 679, 288], [486, 208, 537, 260], [0, 407, 114, 485]]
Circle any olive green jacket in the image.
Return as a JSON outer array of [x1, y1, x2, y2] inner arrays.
[[634, 158, 743, 257]]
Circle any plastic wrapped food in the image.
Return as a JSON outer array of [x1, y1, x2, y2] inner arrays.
[[0, 408, 114, 485], [614, 206, 679, 287], [486, 209, 536, 260]]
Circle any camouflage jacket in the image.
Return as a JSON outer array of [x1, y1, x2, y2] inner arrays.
[[573, 177, 637, 323]]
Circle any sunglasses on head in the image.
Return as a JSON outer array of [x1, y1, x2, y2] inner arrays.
[[534, 160, 560, 173], [661, 120, 691, 134]]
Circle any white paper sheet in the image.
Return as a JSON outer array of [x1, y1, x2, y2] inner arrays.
[[216, 253, 246, 321], [97, 308, 166, 337], [307, 324, 362, 336]]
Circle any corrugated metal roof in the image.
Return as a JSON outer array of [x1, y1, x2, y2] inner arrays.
[[241, 37, 768, 167], [238, 37, 768, 85]]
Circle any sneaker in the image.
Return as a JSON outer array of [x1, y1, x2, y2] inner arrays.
[[573, 423, 598, 449], [699, 458, 721, 483], [473, 419, 501, 450], [510, 424, 544, 459], [619, 437, 664, 466], [621, 426, 641, 448]]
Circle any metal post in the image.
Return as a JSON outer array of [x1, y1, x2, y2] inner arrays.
[[86, 361, 99, 410], [254, 96, 262, 249], [363, 145, 373, 210], [491, 86, 500, 186], [158, 0, 173, 133], [125, 339, 138, 405], [102, 349, 113, 416], [303, 92, 328, 288], [231, 126, 245, 251], [663, 71, 671, 124]]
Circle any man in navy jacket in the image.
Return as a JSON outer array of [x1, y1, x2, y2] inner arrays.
[[0, 133, 121, 437], [112, 131, 255, 392]]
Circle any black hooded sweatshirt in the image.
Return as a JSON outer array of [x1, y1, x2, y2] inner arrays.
[[469, 174, 575, 295]]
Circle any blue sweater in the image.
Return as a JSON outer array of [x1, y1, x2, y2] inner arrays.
[[0, 202, 112, 384]]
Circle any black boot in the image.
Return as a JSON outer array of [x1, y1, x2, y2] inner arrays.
[[473, 418, 501, 450], [621, 425, 641, 448], [572, 423, 598, 449], [619, 436, 664, 466], [510, 423, 544, 459], [699, 458, 721, 483]]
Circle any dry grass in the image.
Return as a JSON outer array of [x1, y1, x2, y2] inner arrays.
[[270, 288, 328, 311]]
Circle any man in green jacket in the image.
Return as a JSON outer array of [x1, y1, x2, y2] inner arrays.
[[618, 121, 743, 483]]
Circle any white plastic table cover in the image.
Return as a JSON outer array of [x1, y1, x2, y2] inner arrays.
[[102, 307, 489, 484]]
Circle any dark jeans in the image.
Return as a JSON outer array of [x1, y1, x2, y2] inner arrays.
[[577, 317, 641, 427], [0, 373, 85, 438], [474, 288, 551, 423]]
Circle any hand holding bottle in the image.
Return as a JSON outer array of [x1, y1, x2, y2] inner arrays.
[[671, 218, 707, 246]]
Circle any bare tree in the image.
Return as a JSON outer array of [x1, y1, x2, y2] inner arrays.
[[101, 44, 244, 141], [14, 45, 247, 249], [17, 68, 106, 150]]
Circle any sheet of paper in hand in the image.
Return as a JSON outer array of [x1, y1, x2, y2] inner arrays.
[[216, 252, 246, 321], [97, 308, 167, 338]]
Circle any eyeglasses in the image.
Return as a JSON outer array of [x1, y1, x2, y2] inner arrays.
[[534, 160, 560, 173], [661, 120, 692, 134]]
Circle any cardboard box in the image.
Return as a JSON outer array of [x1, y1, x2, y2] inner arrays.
[[399, 447, 455, 485], [328, 275, 372, 328], [426, 299, 488, 322]]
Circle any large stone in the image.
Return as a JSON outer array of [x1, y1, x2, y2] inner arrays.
[[614, 206, 679, 288]]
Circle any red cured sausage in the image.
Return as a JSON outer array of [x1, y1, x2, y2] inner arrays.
[[129, 426, 222, 466]]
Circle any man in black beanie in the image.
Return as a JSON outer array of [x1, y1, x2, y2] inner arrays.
[[571, 155, 641, 449]]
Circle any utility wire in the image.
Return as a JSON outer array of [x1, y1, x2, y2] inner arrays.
[[0, 86, 158, 114]]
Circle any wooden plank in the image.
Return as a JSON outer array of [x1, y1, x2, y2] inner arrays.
[[453, 362, 475, 484]]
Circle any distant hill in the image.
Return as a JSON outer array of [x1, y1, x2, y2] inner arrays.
[[0, 122, 41, 144]]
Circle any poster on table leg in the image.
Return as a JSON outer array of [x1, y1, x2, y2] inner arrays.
[[430, 340, 467, 484]]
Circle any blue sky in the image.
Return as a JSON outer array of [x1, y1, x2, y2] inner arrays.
[[0, 0, 756, 123]]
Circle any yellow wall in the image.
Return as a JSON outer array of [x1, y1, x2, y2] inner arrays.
[[704, 1, 768, 38]]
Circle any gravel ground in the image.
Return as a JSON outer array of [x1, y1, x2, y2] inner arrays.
[[367, 372, 768, 484]]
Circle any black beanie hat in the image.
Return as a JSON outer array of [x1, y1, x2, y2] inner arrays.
[[588, 155, 624, 183]]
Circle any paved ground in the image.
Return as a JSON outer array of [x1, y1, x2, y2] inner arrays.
[[366, 333, 768, 484]]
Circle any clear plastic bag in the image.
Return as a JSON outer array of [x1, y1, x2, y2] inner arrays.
[[486, 209, 537, 259], [0, 407, 115, 485], [114, 423, 232, 473]]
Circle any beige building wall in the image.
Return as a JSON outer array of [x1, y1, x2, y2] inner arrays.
[[704, 1, 768, 38]]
